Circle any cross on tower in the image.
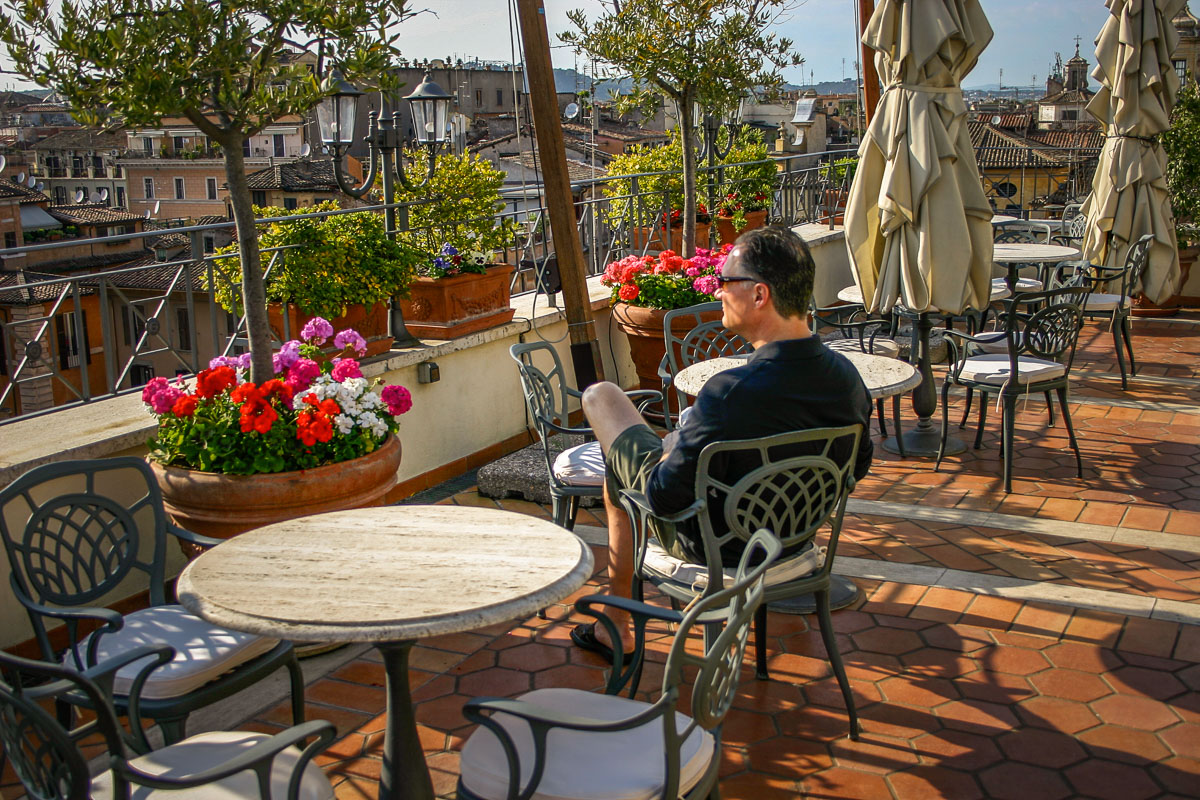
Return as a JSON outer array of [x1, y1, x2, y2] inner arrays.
[[1074, 34, 1082, 55]]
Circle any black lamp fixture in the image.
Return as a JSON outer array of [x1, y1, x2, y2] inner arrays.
[[318, 70, 455, 346], [692, 100, 742, 247]]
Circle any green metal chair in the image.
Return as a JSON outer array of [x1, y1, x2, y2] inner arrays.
[[937, 286, 1088, 493], [0, 457, 305, 747], [1075, 233, 1155, 389], [617, 425, 863, 740], [0, 647, 335, 799], [456, 530, 781, 800], [510, 341, 662, 530], [657, 301, 753, 429]]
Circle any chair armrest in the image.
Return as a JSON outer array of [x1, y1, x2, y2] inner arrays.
[[536, 415, 594, 438], [10, 582, 124, 669], [168, 523, 222, 551], [82, 645, 176, 753], [575, 593, 684, 626], [617, 490, 704, 526], [463, 695, 663, 734], [118, 719, 337, 791]]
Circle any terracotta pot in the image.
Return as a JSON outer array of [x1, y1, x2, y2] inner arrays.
[[269, 301, 393, 358], [397, 264, 516, 339], [714, 209, 769, 245], [612, 302, 724, 401], [151, 435, 402, 557], [630, 221, 711, 253], [1132, 245, 1198, 317]]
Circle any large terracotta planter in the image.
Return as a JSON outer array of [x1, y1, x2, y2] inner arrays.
[[269, 301, 393, 358], [1132, 245, 1198, 317], [397, 264, 516, 339], [714, 210, 768, 245], [612, 301, 724, 399], [630, 221, 711, 253], [151, 435, 402, 557]]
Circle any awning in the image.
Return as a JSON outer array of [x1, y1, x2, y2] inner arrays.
[[20, 205, 63, 231]]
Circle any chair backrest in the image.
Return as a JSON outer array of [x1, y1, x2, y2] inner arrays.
[[657, 530, 779, 797], [0, 650, 132, 800], [509, 341, 572, 436], [1119, 233, 1155, 298], [1002, 285, 1087, 369], [662, 301, 744, 378], [1065, 212, 1087, 240], [689, 426, 861, 590], [995, 222, 1053, 244], [0, 458, 171, 660]]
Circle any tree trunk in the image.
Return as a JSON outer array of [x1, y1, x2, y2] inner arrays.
[[680, 96, 698, 259], [221, 135, 274, 382]]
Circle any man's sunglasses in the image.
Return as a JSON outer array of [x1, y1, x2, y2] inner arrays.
[[714, 275, 758, 286]]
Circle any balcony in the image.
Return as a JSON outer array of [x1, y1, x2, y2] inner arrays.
[[0, 150, 1197, 800]]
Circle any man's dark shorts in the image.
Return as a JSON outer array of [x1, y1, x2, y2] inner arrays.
[[604, 423, 663, 505]]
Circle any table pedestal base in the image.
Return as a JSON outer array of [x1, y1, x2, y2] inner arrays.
[[883, 422, 966, 457], [770, 576, 860, 615], [378, 640, 434, 800]]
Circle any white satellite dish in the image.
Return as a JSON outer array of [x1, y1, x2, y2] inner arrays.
[[991, 115, 1002, 125], [153, 200, 161, 215], [564, 102, 580, 120], [144, 209, 152, 219], [16, 171, 24, 183], [98, 188, 109, 201], [34, 181, 44, 192], [74, 189, 86, 203], [27, 176, 36, 188], [89, 190, 101, 203], [299, 143, 311, 158], [0, 155, 6, 172]]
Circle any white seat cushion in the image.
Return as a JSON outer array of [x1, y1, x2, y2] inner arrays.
[[551, 441, 605, 487], [459, 687, 715, 800], [90, 730, 333, 799], [992, 277, 1043, 293], [642, 539, 825, 591], [956, 353, 1066, 385], [824, 335, 900, 358], [70, 605, 279, 700], [1084, 292, 1127, 311]]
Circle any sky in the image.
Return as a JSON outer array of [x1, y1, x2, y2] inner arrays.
[[0, 0, 1124, 93], [395, 0, 1118, 91]]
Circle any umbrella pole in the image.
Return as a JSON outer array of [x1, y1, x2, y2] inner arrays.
[[884, 312, 966, 457]]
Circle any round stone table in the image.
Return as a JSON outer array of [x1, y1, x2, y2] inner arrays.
[[991, 214, 1021, 226], [992, 242, 1081, 294], [670, 350, 917, 614], [177, 506, 594, 800]]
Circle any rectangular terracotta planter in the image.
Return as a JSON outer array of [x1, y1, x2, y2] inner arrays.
[[397, 264, 516, 339], [268, 301, 393, 358]]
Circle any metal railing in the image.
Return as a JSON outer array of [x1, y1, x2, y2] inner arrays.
[[975, 144, 1102, 216], [0, 151, 855, 423]]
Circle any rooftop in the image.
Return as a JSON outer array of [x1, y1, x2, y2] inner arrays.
[[5, 308, 1194, 799]]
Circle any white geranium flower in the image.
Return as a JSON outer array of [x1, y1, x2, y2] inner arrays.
[[334, 414, 356, 435]]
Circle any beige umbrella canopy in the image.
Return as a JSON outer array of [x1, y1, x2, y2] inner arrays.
[[845, 0, 994, 316], [1081, 0, 1184, 305]]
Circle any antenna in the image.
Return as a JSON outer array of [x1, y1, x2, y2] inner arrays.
[[74, 188, 86, 203], [299, 142, 311, 158], [564, 102, 580, 120]]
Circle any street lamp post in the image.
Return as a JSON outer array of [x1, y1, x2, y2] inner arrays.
[[317, 71, 454, 347], [695, 104, 739, 249]]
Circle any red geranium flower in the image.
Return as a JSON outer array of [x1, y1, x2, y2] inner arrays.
[[171, 394, 199, 417], [196, 366, 237, 399], [618, 283, 639, 301]]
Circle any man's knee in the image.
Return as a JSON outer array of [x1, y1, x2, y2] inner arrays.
[[582, 381, 630, 419]]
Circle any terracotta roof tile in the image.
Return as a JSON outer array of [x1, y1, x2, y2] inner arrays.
[[244, 159, 338, 191], [47, 204, 143, 226], [30, 128, 126, 151]]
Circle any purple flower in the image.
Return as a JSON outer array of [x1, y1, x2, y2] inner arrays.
[[286, 358, 321, 391], [141, 376, 169, 405], [331, 358, 362, 381], [300, 317, 334, 345], [334, 329, 367, 357], [381, 384, 412, 416], [693, 275, 719, 295], [440, 243, 459, 256], [149, 385, 183, 415], [208, 355, 238, 369], [685, 265, 701, 277], [272, 340, 302, 374]]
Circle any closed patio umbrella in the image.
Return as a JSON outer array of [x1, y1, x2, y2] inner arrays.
[[844, 0, 994, 456], [1080, 0, 1184, 305]]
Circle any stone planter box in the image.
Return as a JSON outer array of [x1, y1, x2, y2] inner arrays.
[[397, 264, 516, 340]]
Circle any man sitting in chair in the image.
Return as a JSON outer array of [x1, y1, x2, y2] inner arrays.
[[577, 225, 874, 658]]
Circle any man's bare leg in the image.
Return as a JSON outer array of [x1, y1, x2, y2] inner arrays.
[[581, 381, 650, 652]]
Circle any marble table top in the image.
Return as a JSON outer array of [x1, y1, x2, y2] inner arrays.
[[992, 242, 1080, 263], [673, 349, 920, 401], [177, 506, 594, 643], [990, 214, 1021, 225]]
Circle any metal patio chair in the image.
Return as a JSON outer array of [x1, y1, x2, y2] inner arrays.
[[658, 301, 753, 429], [510, 340, 662, 530], [617, 425, 864, 740], [1076, 233, 1154, 389], [456, 531, 781, 800], [937, 286, 1088, 493], [0, 648, 334, 799], [0, 457, 305, 747]]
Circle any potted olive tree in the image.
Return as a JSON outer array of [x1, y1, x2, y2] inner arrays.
[[1158, 80, 1200, 313]]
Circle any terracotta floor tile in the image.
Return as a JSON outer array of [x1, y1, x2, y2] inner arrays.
[[1117, 617, 1181, 659], [1065, 758, 1164, 800], [1090, 694, 1181, 731], [996, 727, 1089, 768]]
